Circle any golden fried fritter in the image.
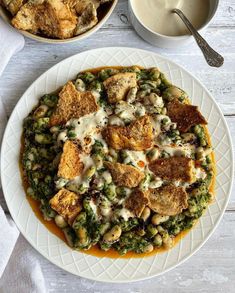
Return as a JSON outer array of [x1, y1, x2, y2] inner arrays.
[[50, 81, 98, 126], [104, 162, 145, 188], [102, 115, 153, 151], [148, 185, 188, 216], [167, 99, 207, 132], [58, 140, 84, 180]]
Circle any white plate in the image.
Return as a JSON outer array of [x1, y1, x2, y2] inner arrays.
[[1, 47, 233, 283]]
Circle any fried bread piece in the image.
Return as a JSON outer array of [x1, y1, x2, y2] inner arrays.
[[68, 0, 99, 13], [66, 0, 112, 15], [167, 99, 207, 132], [12, 2, 38, 33], [49, 188, 82, 225], [74, 2, 98, 35], [12, 0, 77, 39], [58, 140, 84, 180], [148, 185, 188, 216], [104, 162, 145, 188], [102, 115, 153, 151], [125, 189, 149, 217], [50, 81, 98, 126], [149, 156, 195, 183], [103, 72, 137, 103], [2, 0, 24, 15]]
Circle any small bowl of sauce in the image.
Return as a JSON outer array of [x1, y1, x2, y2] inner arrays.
[[129, 0, 219, 48]]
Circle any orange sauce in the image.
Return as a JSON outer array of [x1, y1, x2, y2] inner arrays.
[[27, 195, 189, 258], [20, 66, 216, 259], [137, 160, 145, 168]]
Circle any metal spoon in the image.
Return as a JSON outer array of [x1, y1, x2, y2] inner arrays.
[[172, 8, 224, 67]]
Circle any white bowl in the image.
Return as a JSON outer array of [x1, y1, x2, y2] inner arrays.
[[128, 0, 219, 48], [0, 0, 118, 44], [1, 47, 233, 283]]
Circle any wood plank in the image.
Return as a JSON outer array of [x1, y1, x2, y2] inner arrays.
[[103, 0, 235, 29], [34, 212, 235, 292], [0, 28, 234, 116]]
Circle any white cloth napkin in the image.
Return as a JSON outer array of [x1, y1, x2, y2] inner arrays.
[[0, 19, 46, 293], [0, 18, 25, 76]]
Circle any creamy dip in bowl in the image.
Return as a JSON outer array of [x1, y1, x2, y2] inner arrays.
[[129, 0, 219, 48]]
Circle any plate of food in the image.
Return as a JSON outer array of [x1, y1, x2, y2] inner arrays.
[[0, 0, 117, 43], [1, 47, 233, 282]]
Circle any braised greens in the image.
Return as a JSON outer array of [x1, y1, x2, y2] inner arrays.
[[21, 66, 214, 255]]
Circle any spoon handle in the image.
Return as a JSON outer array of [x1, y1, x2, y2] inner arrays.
[[172, 8, 224, 67]]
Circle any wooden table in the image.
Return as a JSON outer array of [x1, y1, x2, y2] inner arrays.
[[0, 0, 234, 291]]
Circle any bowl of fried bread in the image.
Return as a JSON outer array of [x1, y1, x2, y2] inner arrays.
[[0, 0, 117, 43]]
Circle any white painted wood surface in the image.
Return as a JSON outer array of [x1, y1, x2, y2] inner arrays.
[[0, 0, 234, 291]]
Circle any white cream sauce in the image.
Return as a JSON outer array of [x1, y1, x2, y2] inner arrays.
[[195, 167, 207, 179], [160, 144, 196, 158], [90, 199, 98, 216], [117, 208, 134, 221], [71, 153, 95, 186], [132, 0, 210, 36], [123, 150, 147, 169], [150, 116, 161, 137], [66, 108, 108, 148]]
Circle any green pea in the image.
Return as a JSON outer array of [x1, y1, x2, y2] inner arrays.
[[99, 222, 111, 236], [163, 86, 187, 101], [40, 94, 58, 108], [40, 200, 56, 221], [77, 72, 95, 83], [35, 134, 53, 144], [116, 186, 129, 198], [162, 117, 169, 125], [67, 130, 77, 139], [72, 212, 87, 230], [103, 183, 116, 201], [89, 80, 103, 93], [98, 68, 118, 81], [149, 67, 161, 80], [140, 173, 151, 191], [83, 198, 97, 219], [146, 224, 158, 238], [194, 125, 207, 147], [99, 241, 112, 251]]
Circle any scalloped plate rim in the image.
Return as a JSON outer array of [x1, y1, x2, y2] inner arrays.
[[1, 47, 233, 283]]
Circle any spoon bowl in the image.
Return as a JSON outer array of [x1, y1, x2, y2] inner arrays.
[[128, 0, 219, 48]]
